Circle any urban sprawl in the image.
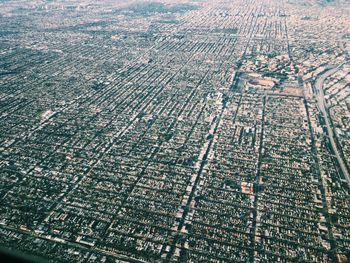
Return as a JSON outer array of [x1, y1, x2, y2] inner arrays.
[[0, 0, 349, 262]]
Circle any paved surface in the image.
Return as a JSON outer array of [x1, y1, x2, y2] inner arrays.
[[315, 66, 350, 186]]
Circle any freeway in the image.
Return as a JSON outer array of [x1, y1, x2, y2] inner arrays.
[[314, 66, 350, 186]]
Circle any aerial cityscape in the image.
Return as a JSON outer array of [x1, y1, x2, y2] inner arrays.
[[0, 0, 349, 262]]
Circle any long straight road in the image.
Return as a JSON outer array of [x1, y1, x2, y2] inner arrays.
[[314, 66, 350, 186]]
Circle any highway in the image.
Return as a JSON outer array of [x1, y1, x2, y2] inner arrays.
[[314, 66, 350, 186]]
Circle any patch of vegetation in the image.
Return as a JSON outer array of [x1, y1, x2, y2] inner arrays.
[[213, 27, 238, 34], [123, 2, 199, 16], [35, 109, 44, 119]]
